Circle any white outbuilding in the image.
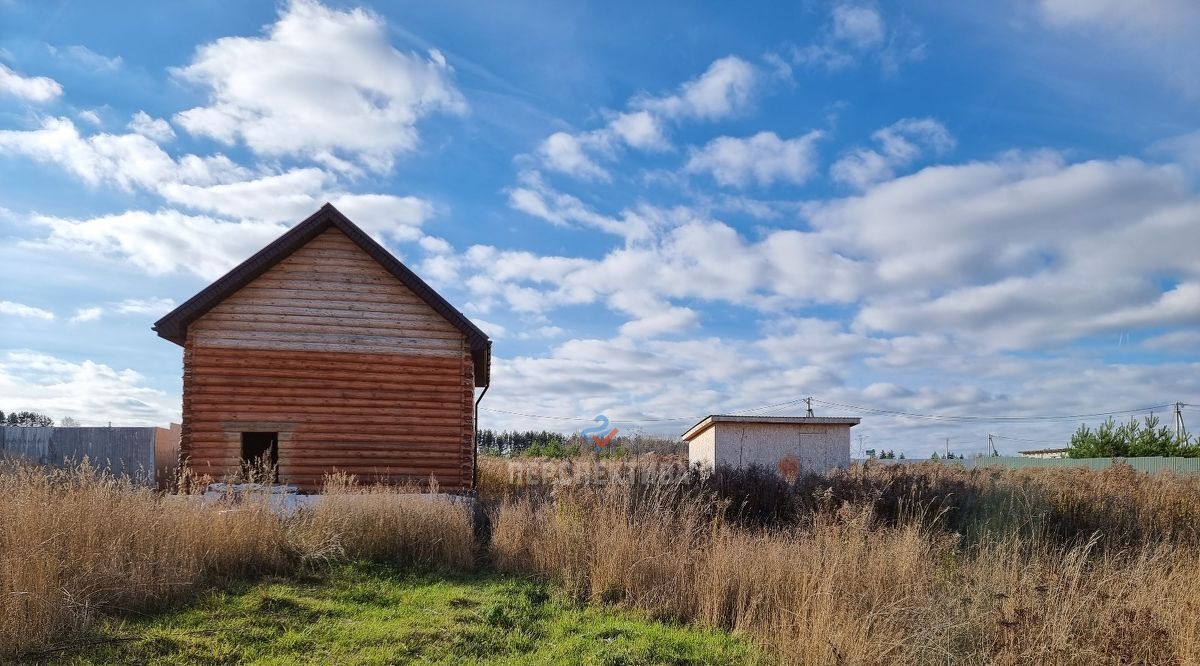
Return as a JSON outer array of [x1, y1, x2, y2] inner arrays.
[[682, 415, 860, 478]]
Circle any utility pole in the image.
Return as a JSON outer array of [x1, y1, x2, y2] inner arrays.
[[805, 397, 814, 417], [988, 433, 995, 457], [945, 437, 950, 459], [1176, 402, 1186, 441]]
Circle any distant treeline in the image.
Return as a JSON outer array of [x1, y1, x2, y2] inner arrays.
[[476, 429, 684, 458], [0, 410, 54, 427]]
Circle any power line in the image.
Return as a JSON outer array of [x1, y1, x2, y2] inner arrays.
[[482, 395, 811, 426], [809, 398, 1173, 423], [479, 406, 698, 424], [481, 395, 1180, 430], [992, 434, 1066, 446], [733, 397, 808, 416], [479, 407, 592, 422]]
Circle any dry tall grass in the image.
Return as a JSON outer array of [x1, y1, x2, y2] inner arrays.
[[7, 455, 1199, 663], [0, 462, 474, 658], [489, 462, 1200, 665]]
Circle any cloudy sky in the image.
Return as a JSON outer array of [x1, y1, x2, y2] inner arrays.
[[1, 0, 1198, 456]]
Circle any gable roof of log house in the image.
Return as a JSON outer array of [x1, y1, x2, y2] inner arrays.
[[153, 203, 491, 386]]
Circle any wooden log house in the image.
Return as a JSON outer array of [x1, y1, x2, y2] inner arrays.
[[154, 204, 491, 492]]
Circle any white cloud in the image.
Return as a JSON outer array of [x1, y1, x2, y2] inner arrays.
[[68, 297, 192, 324], [832, 4, 885, 49], [27, 193, 433, 280], [0, 351, 178, 426], [607, 111, 668, 151], [831, 117, 954, 189], [419, 253, 461, 283], [758, 318, 880, 366], [474, 319, 1200, 456], [48, 44, 123, 71], [517, 325, 566, 340], [329, 193, 434, 242], [127, 111, 175, 143], [78, 109, 102, 126], [70, 307, 103, 323], [114, 298, 176, 315], [29, 210, 288, 280], [609, 290, 698, 338], [686, 131, 824, 188], [635, 56, 757, 120], [617, 306, 698, 338], [530, 56, 758, 181], [1038, 0, 1200, 34], [418, 236, 452, 254], [794, 2, 925, 74], [535, 112, 668, 180], [0, 301, 55, 320], [157, 167, 331, 222], [507, 171, 664, 240], [538, 131, 610, 181], [1143, 330, 1200, 352], [482, 334, 844, 434], [0, 63, 62, 102], [813, 156, 1200, 347], [1150, 130, 1200, 174], [0, 117, 187, 191], [0, 116, 434, 245], [172, 0, 465, 173], [471, 317, 1196, 455], [475, 151, 1200, 354], [810, 155, 1193, 293], [1036, 0, 1200, 97], [470, 319, 507, 339]]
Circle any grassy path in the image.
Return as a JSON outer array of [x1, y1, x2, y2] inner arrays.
[[39, 564, 764, 665]]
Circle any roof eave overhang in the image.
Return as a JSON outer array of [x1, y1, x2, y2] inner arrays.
[[681, 415, 862, 441]]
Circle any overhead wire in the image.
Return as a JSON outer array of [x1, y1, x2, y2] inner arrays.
[[479, 406, 699, 424], [808, 398, 1173, 423], [482, 395, 1176, 429]]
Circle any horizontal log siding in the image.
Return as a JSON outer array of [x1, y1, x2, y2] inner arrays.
[[181, 228, 474, 492], [189, 228, 464, 357], [181, 345, 474, 492]]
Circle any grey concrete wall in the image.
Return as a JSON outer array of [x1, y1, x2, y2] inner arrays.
[[695, 422, 852, 476], [0, 427, 158, 482]]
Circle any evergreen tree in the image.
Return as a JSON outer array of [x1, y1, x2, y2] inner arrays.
[[1068, 415, 1198, 458], [4, 410, 53, 427]]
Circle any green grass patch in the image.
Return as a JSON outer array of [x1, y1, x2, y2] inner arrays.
[[39, 563, 764, 665]]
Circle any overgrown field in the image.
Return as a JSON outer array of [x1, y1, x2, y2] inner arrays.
[[4, 459, 1200, 664], [0, 464, 474, 658], [483, 457, 1200, 664]]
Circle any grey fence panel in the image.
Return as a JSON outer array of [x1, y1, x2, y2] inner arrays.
[[0, 427, 158, 482], [865, 456, 1200, 474]]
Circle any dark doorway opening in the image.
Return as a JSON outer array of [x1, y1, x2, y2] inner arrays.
[[240, 431, 278, 482]]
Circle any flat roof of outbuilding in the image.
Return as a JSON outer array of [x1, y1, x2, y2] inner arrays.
[[681, 415, 861, 441]]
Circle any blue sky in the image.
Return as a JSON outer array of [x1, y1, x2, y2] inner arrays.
[[1, 0, 1198, 456]]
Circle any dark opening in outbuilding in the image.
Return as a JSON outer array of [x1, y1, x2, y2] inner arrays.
[[240, 431, 278, 480]]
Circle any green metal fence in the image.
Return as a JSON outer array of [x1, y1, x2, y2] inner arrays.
[[870, 456, 1200, 474]]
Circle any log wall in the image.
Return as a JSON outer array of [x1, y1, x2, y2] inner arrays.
[[180, 228, 474, 492]]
